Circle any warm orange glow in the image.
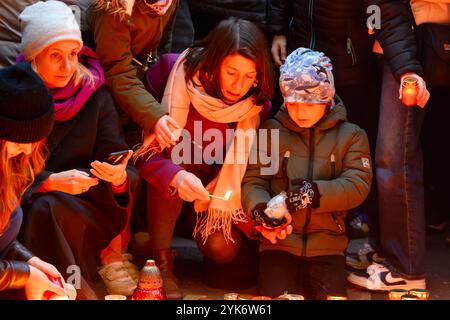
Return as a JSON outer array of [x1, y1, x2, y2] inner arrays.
[[388, 289, 408, 300], [401, 294, 420, 300], [251, 296, 272, 300], [409, 289, 429, 300], [326, 296, 348, 300], [401, 77, 418, 107], [224, 293, 240, 300]]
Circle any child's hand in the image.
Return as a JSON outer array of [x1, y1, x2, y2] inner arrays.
[[254, 213, 293, 244], [286, 180, 320, 213]]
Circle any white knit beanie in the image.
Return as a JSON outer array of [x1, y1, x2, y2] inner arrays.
[[19, 1, 83, 61]]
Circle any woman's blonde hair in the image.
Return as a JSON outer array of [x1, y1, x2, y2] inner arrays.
[[94, 0, 128, 21], [0, 140, 46, 234]]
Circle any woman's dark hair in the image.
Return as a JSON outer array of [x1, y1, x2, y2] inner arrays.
[[184, 18, 274, 105]]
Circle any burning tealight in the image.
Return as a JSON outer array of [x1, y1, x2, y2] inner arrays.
[[388, 289, 408, 300], [105, 295, 127, 300], [408, 289, 429, 300], [326, 296, 348, 300]]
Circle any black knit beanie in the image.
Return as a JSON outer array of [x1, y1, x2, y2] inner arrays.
[[0, 62, 54, 143]]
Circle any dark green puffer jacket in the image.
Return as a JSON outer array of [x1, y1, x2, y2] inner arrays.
[[242, 98, 372, 257]]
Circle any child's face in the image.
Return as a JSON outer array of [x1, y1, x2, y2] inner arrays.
[[220, 54, 257, 104], [286, 102, 327, 128]]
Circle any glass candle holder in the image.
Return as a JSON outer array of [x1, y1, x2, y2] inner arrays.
[[401, 76, 419, 107], [408, 289, 429, 300], [389, 289, 408, 300]]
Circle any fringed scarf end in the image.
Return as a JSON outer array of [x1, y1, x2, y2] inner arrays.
[[193, 208, 248, 245]]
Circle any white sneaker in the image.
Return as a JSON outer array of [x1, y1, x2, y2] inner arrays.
[[98, 261, 138, 296], [347, 263, 426, 291]]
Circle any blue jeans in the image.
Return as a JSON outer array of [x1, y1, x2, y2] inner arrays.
[[375, 63, 426, 279]]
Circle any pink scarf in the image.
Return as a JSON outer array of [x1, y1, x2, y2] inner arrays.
[[17, 47, 105, 121]]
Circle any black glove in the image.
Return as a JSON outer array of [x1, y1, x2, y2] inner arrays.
[[285, 180, 320, 213], [251, 203, 287, 229]]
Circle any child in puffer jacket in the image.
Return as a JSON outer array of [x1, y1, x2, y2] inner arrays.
[[242, 48, 373, 300]]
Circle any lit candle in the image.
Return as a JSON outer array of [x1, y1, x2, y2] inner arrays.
[[104, 295, 127, 300], [224, 293, 240, 300], [251, 296, 272, 300], [401, 76, 418, 107], [401, 294, 419, 300], [408, 289, 429, 300], [389, 289, 408, 300], [326, 296, 348, 300]]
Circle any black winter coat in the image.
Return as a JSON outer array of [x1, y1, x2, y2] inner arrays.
[[188, 0, 268, 30], [20, 87, 139, 283], [0, 240, 33, 291], [268, 0, 374, 86], [365, 0, 423, 80]]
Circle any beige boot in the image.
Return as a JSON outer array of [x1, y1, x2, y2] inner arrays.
[[153, 249, 182, 300]]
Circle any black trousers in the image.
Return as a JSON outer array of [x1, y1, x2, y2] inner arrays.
[[258, 250, 347, 300]]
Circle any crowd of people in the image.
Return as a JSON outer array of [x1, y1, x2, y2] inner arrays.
[[1, 0, 449, 300]]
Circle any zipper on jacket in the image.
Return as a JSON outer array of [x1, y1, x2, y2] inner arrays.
[[308, 0, 316, 49], [330, 154, 336, 178], [330, 153, 344, 232], [346, 38, 357, 66], [282, 150, 291, 190], [302, 128, 315, 257]]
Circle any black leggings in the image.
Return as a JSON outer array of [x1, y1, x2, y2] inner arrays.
[[258, 250, 347, 300]]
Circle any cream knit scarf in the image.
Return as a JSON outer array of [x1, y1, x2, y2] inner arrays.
[[137, 50, 262, 243]]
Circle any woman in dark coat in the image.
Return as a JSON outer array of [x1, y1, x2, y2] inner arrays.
[[0, 62, 67, 300], [17, 1, 139, 299]]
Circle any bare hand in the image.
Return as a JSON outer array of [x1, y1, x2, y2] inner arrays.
[[399, 72, 430, 108], [90, 150, 132, 186], [44, 169, 99, 195], [27, 256, 62, 279], [170, 170, 210, 202], [154, 115, 180, 149], [271, 34, 287, 67], [24, 265, 67, 300], [254, 213, 293, 244]]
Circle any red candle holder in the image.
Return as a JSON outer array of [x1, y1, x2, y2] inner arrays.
[[401, 76, 418, 107]]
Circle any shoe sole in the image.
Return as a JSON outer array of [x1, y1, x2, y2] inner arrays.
[[347, 274, 426, 292]]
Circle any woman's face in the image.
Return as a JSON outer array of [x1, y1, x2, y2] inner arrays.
[[286, 102, 327, 128], [220, 54, 257, 104], [5, 141, 34, 159], [34, 40, 81, 89]]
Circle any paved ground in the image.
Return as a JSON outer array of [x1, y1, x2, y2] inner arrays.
[[171, 234, 450, 300], [90, 233, 450, 300]]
